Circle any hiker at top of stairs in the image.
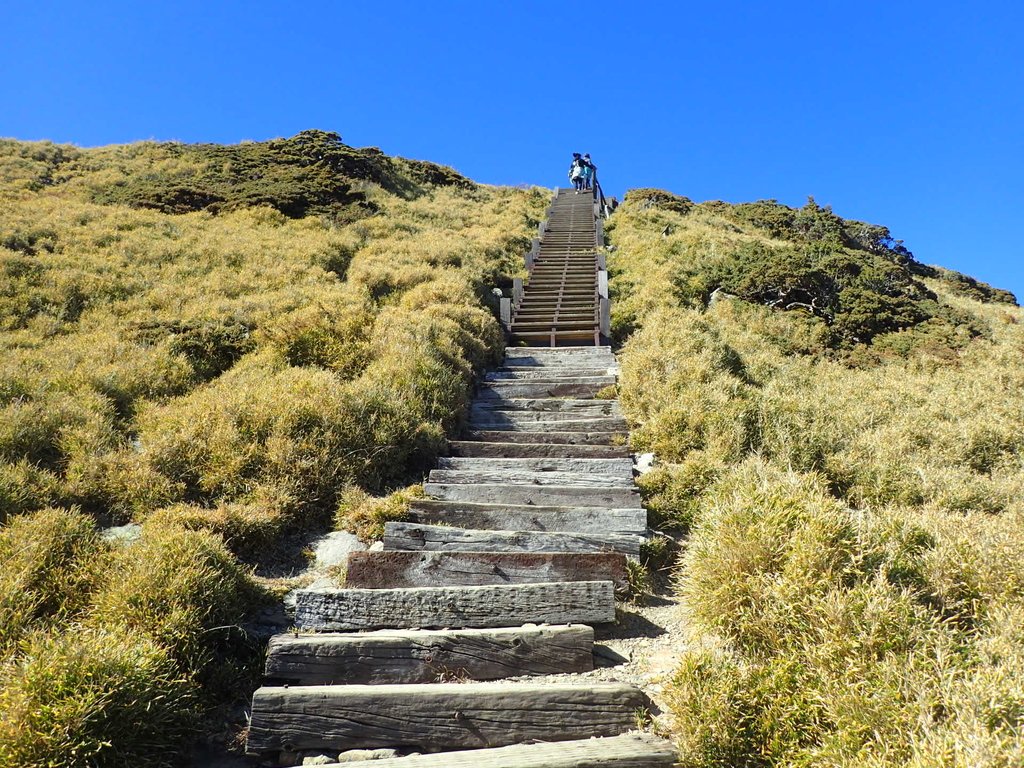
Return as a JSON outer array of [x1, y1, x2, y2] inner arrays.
[[569, 153, 587, 193], [582, 153, 596, 190]]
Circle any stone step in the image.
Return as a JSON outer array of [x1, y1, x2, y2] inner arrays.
[[345, 551, 628, 590], [246, 681, 647, 756], [426, 469, 633, 489], [447, 441, 630, 459], [300, 734, 679, 767], [463, 430, 625, 445], [423, 482, 642, 508], [263, 624, 594, 685], [384, 522, 644, 557], [407, 499, 646, 536], [436, 456, 633, 477], [293, 580, 616, 631]]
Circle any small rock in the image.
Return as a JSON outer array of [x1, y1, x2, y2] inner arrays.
[[336, 748, 400, 761], [634, 453, 656, 475], [100, 523, 142, 544], [368, 540, 384, 552], [302, 756, 337, 766], [312, 530, 366, 570]]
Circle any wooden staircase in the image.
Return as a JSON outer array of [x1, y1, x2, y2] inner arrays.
[[245, 195, 675, 766], [505, 188, 609, 347]]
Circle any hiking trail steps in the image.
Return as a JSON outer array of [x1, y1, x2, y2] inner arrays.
[[245, 189, 677, 765]]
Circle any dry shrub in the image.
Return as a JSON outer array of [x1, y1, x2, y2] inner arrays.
[[0, 627, 195, 768], [335, 484, 424, 542]]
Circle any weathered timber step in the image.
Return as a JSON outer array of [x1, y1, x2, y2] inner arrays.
[[468, 405, 618, 423], [477, 381, 610, 399], [293, 580, 616, 631], [484, 369, 614, 381], [504, 349, 613, 360], [407, 499, 646, 535], [423, 482, 641, 507], [436, 456, 633, 476], [384, 522, 644, 557], [264, 624, 593, 685], [466, 418, 627, 433], [345, 551, 628, 589], [463, 430, 625, 445], [447, 441, 629, 459], [427, 469, 633, 489], [293, 733, 678, 767], [510, 332, 601, 344], [469, 411, 624, 425], [246, 681, 647, 755], [471, 397, 621, 413]]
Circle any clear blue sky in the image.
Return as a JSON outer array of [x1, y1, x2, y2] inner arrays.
[[3, 1, 1022, 298]]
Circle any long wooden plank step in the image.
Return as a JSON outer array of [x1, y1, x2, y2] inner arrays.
[[504, 346, 613, 356], [423, 482, 640, 507], [427, 469, 633, 489], [466, 418, 627, 433], [472, 403, 620, 418], [264, 625, 594, 686], [293, 580, 616, 631], [510, 332, 602, 343], [469, 411, 623, 424], [407, 499, 646, 535], [463, 430, 625, 445], [345, 551, 628, 589], [485, 369, 614, 381], [436, 456, 632, 476], [477, 381, 610, 399], [384, 522, 644, 557], [287, 733, 677, 767], [447, 440, 629, 458], [471, 398, 619, 412], [246, 681, 647, 755]]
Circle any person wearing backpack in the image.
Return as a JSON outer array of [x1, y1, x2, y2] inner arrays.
[[582, 153, 597, 191], [568, 154, 586, 193]]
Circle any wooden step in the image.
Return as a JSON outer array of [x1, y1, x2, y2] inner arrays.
[[246, 681, 647, 756], [470, 398, 620, 413], [345, 551, 628, 590], [293, 580, 616, 631], [436, 456, 633, 476], [447, 441, 630, 459], [463, 430, 625, 445], [485, 370, 614, 381], [466, 418, 627, 433], [288, 733, 678, 767], [470, 405, 621, 421], [384, 522, 644, 557], [477, 381, 610, 399], [264, 624, 594, 685], [426, 469, 633, 489], [423, 482, 641, 508], [407, 499, 646, 535]]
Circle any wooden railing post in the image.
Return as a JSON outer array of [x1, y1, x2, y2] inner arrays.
[[599, 296, 611, 338], [500, 297, 512, 331], [598, 270, 609, 300], [512, 277, 524, 307]]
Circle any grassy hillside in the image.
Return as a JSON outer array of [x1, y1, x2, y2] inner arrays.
[[0, 132, 546, 765], [606, 192, 1024, 766]]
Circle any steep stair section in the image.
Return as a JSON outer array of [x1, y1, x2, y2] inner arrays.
[[246, 191, 674, 766]]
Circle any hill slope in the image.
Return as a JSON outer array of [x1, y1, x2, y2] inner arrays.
[[607, 191, 1024, 767], [0, 132, 546, 765]]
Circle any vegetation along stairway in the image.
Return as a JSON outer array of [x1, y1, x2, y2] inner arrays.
[[246, 189, 676, 766]]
